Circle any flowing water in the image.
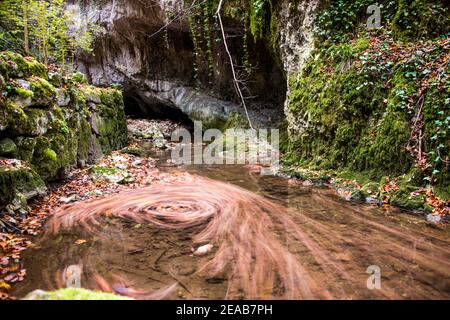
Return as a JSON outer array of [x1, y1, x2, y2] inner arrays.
[[13, 148, 450, 300]]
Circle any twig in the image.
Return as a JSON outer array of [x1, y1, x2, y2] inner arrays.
[[154, 248, 168, 266], [168, 270, 192, 294]]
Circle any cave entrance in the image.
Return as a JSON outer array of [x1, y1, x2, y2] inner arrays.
[[123, 90, 193, 129]]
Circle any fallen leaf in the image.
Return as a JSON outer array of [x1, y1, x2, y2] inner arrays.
[[0, 281, 11, 291]]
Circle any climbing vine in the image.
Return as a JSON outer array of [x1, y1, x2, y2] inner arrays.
[[186, 0, 217, 87], [315, 0, 449, 45]]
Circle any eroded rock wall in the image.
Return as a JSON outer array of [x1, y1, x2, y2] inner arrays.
[[276, 0, 319, 137], [69, 0, 285, 127]]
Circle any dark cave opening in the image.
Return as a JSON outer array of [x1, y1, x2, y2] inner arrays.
[[123, 90, 194, 129]]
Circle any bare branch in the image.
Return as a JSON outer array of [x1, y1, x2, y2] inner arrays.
[[216, 0, 254, 129]]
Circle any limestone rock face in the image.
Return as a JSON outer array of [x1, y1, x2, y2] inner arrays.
[[276, 0, 319, 138], [68, 0, 285, 127], [277, 0, 319, 75]]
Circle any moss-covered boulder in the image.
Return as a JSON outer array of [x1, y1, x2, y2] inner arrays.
[[89, 165, 131, 184], [381, 173, 427, 210], [0, 160, 47, 208], [0, 138, 17, 157], [0, 51, 47, 80], [23, 288, 132, 300]]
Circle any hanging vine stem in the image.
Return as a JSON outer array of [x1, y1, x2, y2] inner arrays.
[[216, 0, 254, 129]]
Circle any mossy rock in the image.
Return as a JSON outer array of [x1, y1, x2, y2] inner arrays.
[[55, 88, 71, 107], [89, 165, 130, 184], [122, 146, 146, 157], [360, 182, 381, 199], [31, 137, 60, 180], [90, 89, 128, 153], [391, 0, 450, 40], [23, 288, 132, 300], [14, 137, 37, 162], [0, 52, 128, 186], [0, 101, 49, 137], [0, 138, 17, 157], [0, 162, 47, 207], [83, 86, 102, 104], [0, 51, 47, 80], [71, 71, 89, 84], [381, 172, 426, 210], [285, 31, 448, 199], [389, 186, 425, 210], [28, 77, 56, 106]]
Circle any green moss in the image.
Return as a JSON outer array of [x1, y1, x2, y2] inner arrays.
[[0, 164, 46, 206], [0, 52, 128, 187], [284, 33, 450, 209], [0, 138, 17, 156], [391, 0, 450, 40], [422, 79, 450, 187], [1, 105, 50, 138], [14, 137, 37, 162], [249, 0, 279, 57], [43, 148, 57, 161], [15, 88, 34, 99], [89, 165, 130, 184], [1, 101, 31, 136], [434, 185, 450, 201], [354, 38, 370, 52], [77, 118, 92, 161], [288, 51, 388, 171], [72, 71, 88, 84], [92, 89, 128, 153], [0, 51, 47, 80], [383, 172, 426, 210], [31, 137, 59, 179], [90, 166, 124, 175], [29, 77, 56, 104], [122, 146, 146, 157], [23, 288, 132, 300], [351, 108, 412, 176], [315, 0, 449, 44]]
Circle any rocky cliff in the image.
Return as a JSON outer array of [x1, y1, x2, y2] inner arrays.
[[68, 0, 286, 128]]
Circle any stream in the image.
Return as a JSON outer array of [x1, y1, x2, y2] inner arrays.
[[13, 147, 450, 300]]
